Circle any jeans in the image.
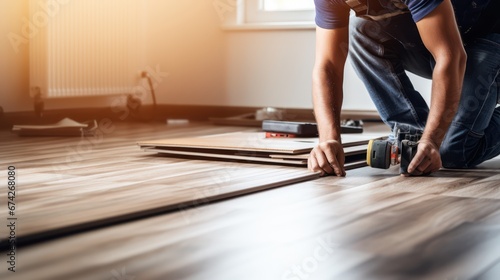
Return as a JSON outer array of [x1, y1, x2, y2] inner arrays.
[[349, 14, 500, 168]]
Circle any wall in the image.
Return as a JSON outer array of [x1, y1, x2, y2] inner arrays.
[[139, 0, 227, 107], [0, 0, 431, 113], [226, 29, 382, 110], [223, 28, 432, 110], [224, 29, 316, 108], [0, 0, 227, 113], [0, 0, 31, 112]]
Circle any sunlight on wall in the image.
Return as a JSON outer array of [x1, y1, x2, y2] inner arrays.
[[30, 0, 139, 98]]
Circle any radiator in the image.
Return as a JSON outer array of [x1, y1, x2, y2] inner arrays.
[[29, 0, 139, 98]]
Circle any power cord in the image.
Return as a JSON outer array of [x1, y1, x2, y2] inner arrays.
[[142, 71, 157, 108], [127, 71, 158, 121], [33, 88, 44, 118]]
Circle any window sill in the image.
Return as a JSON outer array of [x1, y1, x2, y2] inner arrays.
[[222, 21, 316, 31]]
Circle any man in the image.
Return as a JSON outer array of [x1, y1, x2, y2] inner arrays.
[[309, 0, 500, 176]]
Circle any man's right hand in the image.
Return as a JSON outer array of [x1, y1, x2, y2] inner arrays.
[[310, 26, 349, 177], [308, 140, 346, 177]]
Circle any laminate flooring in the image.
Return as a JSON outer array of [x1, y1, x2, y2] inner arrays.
[[0, 122, 321, 245], [1, 121, 499, 280]]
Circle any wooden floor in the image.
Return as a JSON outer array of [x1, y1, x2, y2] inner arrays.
[[1, 121, 499, 279]]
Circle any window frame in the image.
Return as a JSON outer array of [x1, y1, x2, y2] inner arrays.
[[222, 0, 316, 30], [245, 0, 315, 23]]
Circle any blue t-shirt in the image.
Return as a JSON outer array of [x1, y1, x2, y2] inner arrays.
[[315, 0, 493, 36]]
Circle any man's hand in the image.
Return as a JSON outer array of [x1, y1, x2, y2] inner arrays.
[[406, 139, 442, 176], [412, 0, 466, 175], [308, 140, 346, 177], [310, 26, 349, 177]]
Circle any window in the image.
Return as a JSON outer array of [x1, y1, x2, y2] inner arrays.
[[242, 0, 315, 25], [262, 0, 315, 11], [218, 0, 315, 29]]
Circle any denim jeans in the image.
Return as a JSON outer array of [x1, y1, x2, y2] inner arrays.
[[349, 14, 500, 168]]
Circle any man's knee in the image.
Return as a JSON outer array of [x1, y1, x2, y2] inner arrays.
[[440, 141, 467, 168], [439, 136, 482, 169]]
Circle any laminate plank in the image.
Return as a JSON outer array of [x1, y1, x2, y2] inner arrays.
[[475, 259, 500, 280], [313, 168, 500, 199], [0, 179, 414, 279], [145, 147, 309, 165], [3, 171, 500, 280], [2, 123, 284, 243], [445, 173, 500, 199], [0, 126, 248, 165], [138, 132, 386, 153], [2, 122, 499, 280], [481, 209, 500, 223], [0, 122, 389, 243], [329, 196, 500, 255], [1, 162, 318, 243], [269, 144, 368, 160], [337, 222, 500, 279]]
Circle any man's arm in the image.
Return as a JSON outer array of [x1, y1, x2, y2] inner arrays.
[[408, 0, 467, 175], [308, 26, 349, 176]]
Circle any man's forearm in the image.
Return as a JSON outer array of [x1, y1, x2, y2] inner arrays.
[[312, 66, 344, 143], [422, 54, 466, 146], [414, 0, 467, 148]]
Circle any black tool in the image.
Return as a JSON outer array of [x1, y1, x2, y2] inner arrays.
[[262, 120, 363, 137], [367, 131, 421, 174]]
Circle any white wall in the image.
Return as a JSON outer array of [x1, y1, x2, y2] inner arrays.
[[138, 0, 227, 106], [224, 30, 315, 108], [0, 0, 227, 113], [0, 0, 431, 113], [223, 28, 380, 110], [0, 0, 30, 112], [223, 28, 432, 110]]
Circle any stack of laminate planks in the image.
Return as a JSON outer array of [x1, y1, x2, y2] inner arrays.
[[138, 131, 388, 168]]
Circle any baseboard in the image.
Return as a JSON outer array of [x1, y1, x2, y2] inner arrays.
[[0, 105, 380, 129]]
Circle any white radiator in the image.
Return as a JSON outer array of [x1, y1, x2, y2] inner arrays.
[[30, 0, 139, 98]]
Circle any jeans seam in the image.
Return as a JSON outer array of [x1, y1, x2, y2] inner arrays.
[[476, 37, 500, 49], [483, 108, 500, 158], [486, 139, 500, 155], [462, 130, 484, 168], [467, 130, 484, 138], [469, 67, 500, 133]]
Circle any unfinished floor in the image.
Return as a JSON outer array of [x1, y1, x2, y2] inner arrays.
[[1, 121, 499, 280]]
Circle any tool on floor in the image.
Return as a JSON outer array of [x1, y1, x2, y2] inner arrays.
[[262, 120, 363, 138], [367, 126, 421, 174]]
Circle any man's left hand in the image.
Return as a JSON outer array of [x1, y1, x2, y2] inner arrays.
[[406, 139, 442, 176]]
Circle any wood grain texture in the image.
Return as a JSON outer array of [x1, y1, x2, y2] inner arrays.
[[145, 146, 368, 166], [139, 132, 379, 166], [138, 132, 386, 154], [0, 123, 324, 245], [2, 121, 499, 280], [2, 164, 499, 280]]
